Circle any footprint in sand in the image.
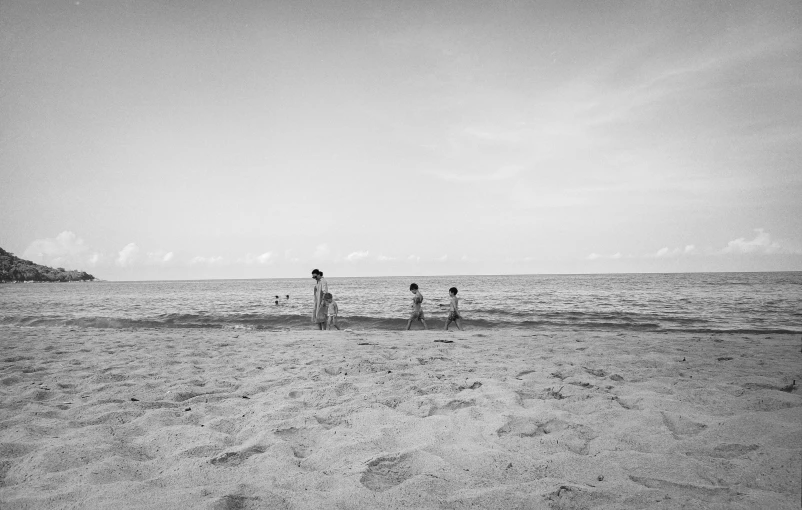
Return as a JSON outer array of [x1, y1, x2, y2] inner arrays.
[[212, 494, 284, 510], [686, 443, 759, 460], [427, 400, 474, 416], [314, 414, 344, 429], [583, 367, 606, 377], [661, 412, 707, 439], [360, 453, 417, 492], [210, 445, 268, 467], [497, 417, 569, 438], [497, 417, 598, 455], [274, 427, 317, 459], [629, 475, 736, 503]]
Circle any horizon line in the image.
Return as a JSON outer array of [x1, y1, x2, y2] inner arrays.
[[79, 269, 802, 283]]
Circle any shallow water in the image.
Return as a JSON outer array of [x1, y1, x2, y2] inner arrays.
[[1, 272, 800, 332]]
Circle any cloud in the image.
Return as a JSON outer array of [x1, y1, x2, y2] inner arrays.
[[587, 252, 625, 260], [189, 256, 225, 266], [116, 243, 140, 267], [591, 230, 802, 261], [377, 255, 397, 261], [22, 231, 93, 269], [239, 252, 274, 265], [432, 165, 522, 183], [408, 255, 421, 263], [721, 229, 783, 254], [313, 244, 331, 259], [437, 255, 448, 262], [146, 250, 174, 265], [653, 245, 696, 258], [346, 250, 370, 262]]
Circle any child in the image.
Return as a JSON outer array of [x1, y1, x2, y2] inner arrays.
[[324, 293, 340, 330], [444, 287, 463, 331], [406, 283, 427, 330]]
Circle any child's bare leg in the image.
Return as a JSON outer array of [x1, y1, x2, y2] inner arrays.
[[406, 319, 412, 330], [455, 318, 463, 331], [421, 319, 428, 330], [331, 318, 340, 330], [444, 320, 450, 331]]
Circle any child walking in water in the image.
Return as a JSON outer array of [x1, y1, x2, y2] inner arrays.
[[444, 287, 463, 331], [406, 283, 427, 330], [324, 293, 340, 330]]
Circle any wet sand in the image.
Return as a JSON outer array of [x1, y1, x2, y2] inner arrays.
[[1, 325, 800, 509]]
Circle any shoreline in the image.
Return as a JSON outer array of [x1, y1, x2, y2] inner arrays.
[[1, 326, 800, 508]]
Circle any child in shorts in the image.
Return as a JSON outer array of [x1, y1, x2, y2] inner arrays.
[[406, 283, 427, 330], [444, 287, 463, 331], [324, 293, 340, 330]]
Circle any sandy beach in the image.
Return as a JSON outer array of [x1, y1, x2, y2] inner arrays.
[[0, 325, 800, 509]]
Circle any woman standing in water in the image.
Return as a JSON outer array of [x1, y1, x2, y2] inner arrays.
[[311, 269, 328, 329]]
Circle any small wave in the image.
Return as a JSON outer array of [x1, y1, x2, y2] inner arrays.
[[1, 313, 799, 334]]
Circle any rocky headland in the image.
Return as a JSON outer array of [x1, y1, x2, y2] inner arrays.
[[0, 247, 95, 283]]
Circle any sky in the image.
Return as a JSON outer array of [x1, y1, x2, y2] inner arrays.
[[1, 0, 800, 280]]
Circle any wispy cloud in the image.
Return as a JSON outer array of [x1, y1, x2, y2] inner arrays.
[[588, 229, 799, 261], [587, 252, 623, 260], [146, 250, 174, 265], [116, 243, 140, 267], [313, 244, 331, 259], [189, 256, 225, 266], [653, 245, 696, 258], [377, 255, 397, 262], [721, 229, 785, 255], [238, 252, 274, 265], [22, 231, 94, 269], [345, 250, 370, 262]]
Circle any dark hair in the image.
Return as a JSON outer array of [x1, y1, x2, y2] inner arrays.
[[409, 283, 418, 291], [449, 287, 458, 295], [312, 269, 321, 276], [324, 292, 332, 299]]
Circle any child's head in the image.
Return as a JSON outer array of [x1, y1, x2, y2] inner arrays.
[[324, 292, 333, 302], [409, 283, 418, 292], [449, 287, 458, 296]]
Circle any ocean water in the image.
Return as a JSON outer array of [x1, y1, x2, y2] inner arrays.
[[1, 273, 800, 333]]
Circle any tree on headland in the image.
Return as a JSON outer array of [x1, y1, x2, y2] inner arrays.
[[0, 247, 96, 283]]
